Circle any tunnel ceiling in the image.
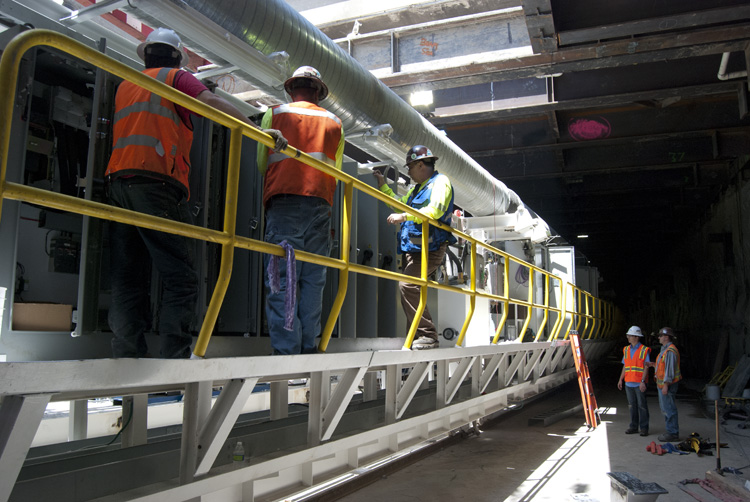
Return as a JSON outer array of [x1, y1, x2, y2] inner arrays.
[[300, 0, 750, 301]]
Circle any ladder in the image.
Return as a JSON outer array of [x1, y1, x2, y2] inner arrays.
[[570, 331, 599, 429]]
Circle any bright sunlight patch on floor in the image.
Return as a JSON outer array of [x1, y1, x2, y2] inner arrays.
[[503, 420, 612, 502]]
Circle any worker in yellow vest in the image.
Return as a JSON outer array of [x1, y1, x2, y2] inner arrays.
[[617, 325, 651, 436]]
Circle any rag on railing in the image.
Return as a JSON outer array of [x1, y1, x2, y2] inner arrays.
[[267, 240, 296, 331]]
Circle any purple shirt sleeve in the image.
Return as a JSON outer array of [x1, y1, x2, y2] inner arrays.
[[172, 70, 209, 125]]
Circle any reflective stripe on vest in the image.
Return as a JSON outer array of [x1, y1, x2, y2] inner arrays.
[[399, 171, 457, 253], [106, 67, 193, 198], [262, 102, 342, 207], [268, 151, 334, 167], [623, 344, 649, 383], [655, 344, 682, 387]]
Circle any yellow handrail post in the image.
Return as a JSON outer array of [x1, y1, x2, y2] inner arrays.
[[602, 302, 609, 337], [403, 221, 430, 350], [0, 27, 31, 223], [492, 254, 511, 344], [192, 126, 243, 358], [595, 297, 601, 338], [517, 264, 533, 342], [318, 180, 354, 352], [574, 288, 583, 335], [563, 283, 577, 339], [535, 274, 550, 342], [491, 302, 508, 344], [455, 240, 476, 347], [559, 283, 571, 339], [582, 292, 591, 339]]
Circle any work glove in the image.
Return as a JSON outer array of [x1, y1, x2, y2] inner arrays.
[[263, 128, 288, 152]]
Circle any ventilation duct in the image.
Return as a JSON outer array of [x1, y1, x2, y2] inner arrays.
[[125, 0, 525, 218]]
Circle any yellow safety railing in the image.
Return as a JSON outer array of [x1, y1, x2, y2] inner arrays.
[[0, 30, 617, 357]]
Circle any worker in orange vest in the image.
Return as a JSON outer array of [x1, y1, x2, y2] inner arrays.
[[106, 28, 286, 358], [257, 66, 345, 354], [617, 325, 651, 436], [650, 327, 682, 441]]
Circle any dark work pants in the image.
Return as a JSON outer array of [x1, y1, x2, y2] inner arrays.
[[108, 177, 198, 358]]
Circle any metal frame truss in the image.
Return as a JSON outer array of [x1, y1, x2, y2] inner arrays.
[[0, 339, 612, 501]]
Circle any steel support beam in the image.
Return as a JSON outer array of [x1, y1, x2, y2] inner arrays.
[[444, 356, 476, 405], [0, 393, 51, 502], [396, 361, 430, 419], [180, 381, 212, 484], [196, 378, 258, 476], [121, 394, 148, 447], [321, 367, 368, 441], [68, 399, 88, 441]]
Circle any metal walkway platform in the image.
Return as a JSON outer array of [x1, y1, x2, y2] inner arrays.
[[0, 339, 612, 501]]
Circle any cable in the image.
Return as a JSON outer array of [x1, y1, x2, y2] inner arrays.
[[515, 264, 529, 285], [45, 230, 54, 257], [15, 262, 26, 301], [105, 402, 134, 446], [67, 401, 134, 454]]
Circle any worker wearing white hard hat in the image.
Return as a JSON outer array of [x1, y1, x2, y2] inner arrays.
[[136, 27, 190, 67], [106, 27, 287, 359], [617, 325, 651, 436], [257, 66, 344, 355]]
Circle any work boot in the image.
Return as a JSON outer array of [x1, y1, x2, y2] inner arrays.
[[625, 428, 638, 434], [640, 430, 649, 437], [658, 433, 679, 442], [412, 336, 439, 350]]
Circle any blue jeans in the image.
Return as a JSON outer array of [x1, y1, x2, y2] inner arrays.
[[657, 382, 679, 436], [108, 177, 198, 358], [264, 195, 331, 355], [625, 385, 649, 432]]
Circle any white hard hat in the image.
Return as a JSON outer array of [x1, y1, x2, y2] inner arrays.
[[626, 326, 643, 337], [284, 66, 329, 100], [137, 28, 189, 67]]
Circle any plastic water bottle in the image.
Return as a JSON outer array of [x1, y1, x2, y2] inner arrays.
[[232, 441, 245, 462]]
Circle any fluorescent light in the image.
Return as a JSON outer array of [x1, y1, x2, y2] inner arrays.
[[410, 90, 433, 107], [577, 234, 589, 239]]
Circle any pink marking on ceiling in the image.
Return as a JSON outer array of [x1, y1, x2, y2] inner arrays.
[[568, 117, 612, 141]]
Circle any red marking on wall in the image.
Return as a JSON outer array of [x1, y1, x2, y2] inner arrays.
[[420, 38, 438, 56], [568, 117, 611, 141]]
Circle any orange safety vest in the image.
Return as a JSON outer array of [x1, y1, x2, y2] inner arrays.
[[262, 101, 342, 207], [623, 344, 650, 383], [655, 344, 682, 388], [106, 67, 194, 198]]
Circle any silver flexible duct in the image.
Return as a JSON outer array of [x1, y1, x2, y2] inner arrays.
[[136, 0, 523, 216]]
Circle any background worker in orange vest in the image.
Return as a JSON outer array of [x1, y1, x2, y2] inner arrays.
[[106, 28, 286, 358], [617, 325, 651, 436], [648, 327, 682, 442], [257, 66, 345, 355]]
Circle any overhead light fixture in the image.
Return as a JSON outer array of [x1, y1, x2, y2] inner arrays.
[[409, 90, 433, 107], [577, 234, 589, 239]]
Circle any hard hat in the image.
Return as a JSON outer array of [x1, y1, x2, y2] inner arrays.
[[137, 28, 189, 67], [405, 145, 439, 167], [626, 326, 643, 337], [658, 327, 675, 339], [284, 66, 329, 100]]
